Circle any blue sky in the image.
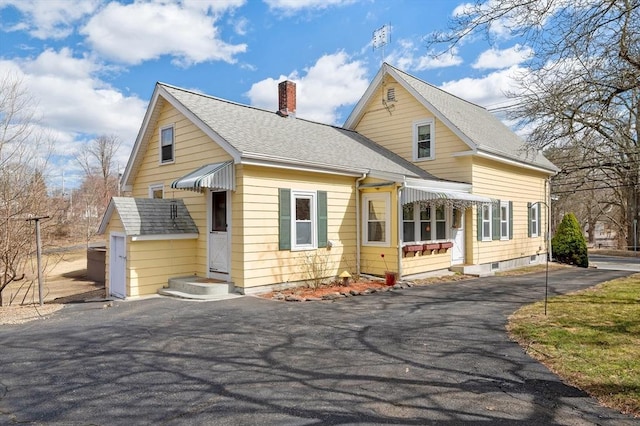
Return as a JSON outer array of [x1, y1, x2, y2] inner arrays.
[[0, 0, 533, 190]]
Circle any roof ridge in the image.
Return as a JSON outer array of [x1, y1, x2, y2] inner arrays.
[[158, 81, 354, 131], [383, 62, 489, 111]]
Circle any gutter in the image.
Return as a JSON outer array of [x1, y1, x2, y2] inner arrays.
[[355, 172, 368, 276], [397, 183, 405, 280]]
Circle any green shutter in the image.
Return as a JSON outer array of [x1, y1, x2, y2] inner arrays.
[[279, 188, 291, 250], [317, 191, 327, 248], [477, 205, 483, 241], [509, 201, 514, 240], [492, 200, 500, 240], [527, 202, 532, 237]]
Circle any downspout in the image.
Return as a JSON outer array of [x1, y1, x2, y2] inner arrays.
[[397, 184, 405, 280], [546, 177, 553, 261], [355, 172, 368, 276]]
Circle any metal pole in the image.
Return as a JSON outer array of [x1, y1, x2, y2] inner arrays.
[[35, 219, 43, 306], [26, 215, 50, 306]]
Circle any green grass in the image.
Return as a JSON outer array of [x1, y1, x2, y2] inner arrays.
[[508, 273, 640, 417]]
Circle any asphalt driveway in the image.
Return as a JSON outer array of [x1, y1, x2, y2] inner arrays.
[[1, 268, 637, 425]]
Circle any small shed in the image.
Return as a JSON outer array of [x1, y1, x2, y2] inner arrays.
[[97, 197, 199, 298]]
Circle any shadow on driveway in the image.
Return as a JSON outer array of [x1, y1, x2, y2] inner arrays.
[[0, 268, 636, 425]]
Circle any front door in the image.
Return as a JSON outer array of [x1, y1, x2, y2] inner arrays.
[[451, 208, 465, 265], [110, 234, 126, 298], [209, 191, 229, 275]]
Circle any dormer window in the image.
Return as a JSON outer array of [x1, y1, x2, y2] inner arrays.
[[413, 119, 435, 161]]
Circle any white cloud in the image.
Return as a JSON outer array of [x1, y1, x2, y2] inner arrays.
[[0, 49, 147, 181], [246, 51, 369, 124], [0, 0, 100, 39], [183, 0, 246, 14], [264, 0, 356, 12], [472, 44, 533, 69], [81, 1, 246, 66], [386, 39, 463, 71], [231, 16, 250, 35], [439, 65, 525, 109]]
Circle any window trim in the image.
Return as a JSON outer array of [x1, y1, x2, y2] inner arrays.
[[412, 118, 435, 161], [148, 183, 164, 199], [481, 204, 492, 242], [500, 201, 509, 240], [362, 192, 391, 247], [159, 125, 175, 164], [530, 202, 540, 238], [291, 190, 317, 251], [402, 203, 450, 243]]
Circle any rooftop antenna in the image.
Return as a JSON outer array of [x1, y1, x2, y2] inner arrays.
[[372, 24, 390, 65]]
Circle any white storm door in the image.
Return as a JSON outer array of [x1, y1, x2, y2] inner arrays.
[[451, 209, 465, 265], [110, 234, 126, 298], [209, 191, 229, 274]]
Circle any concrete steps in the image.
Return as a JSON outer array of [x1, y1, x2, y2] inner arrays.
[[158, 276, 241, 301], [449, 264, 494, 277]]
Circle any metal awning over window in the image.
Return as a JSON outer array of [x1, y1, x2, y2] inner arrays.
[[171, 161, 235, 192], [401, 187, 493, 206]]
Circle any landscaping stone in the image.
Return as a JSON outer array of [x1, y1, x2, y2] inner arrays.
[[285, 295, 304, 302]]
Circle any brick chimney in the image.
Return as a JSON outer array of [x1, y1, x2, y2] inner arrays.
[[278, 80, 296, 117]]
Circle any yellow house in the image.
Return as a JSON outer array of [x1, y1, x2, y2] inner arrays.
[[98, 63, 557, 299]]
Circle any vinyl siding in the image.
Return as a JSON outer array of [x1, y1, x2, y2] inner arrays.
[[130, 101, 233, 278], [359, 184, 398, 277], [469, 156, 549, 265], [127, 239, 198, 297], [353, 78, 472, 183], [235, 165, 357, 290], [401, 250, 452, 276]]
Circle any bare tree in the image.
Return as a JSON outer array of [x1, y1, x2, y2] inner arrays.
[[74, 135, 120, 245], [427, 0, 640, 250], [0, 74, 53, 306], [75, 134, 121, 208]]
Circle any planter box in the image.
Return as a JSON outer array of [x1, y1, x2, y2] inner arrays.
[[423, 243, 440, 252], [403, 244, 423, 254], [439, 242, 453, 250]]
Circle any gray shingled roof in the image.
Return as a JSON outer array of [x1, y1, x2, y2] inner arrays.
[[99, 197, 198, 236], [160, 83, 440, 181], [354, 63, 557, 172]]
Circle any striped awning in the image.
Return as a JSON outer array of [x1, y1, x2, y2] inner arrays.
[[401, 187, 493, 205], [171, 161, 235, 192]]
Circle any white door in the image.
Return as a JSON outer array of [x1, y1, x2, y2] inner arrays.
[[451, 208, 465, 265], [209, 191, 229, 275], [110, 234, 126, 298]]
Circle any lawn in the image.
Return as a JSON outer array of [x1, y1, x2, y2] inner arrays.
[[508, 273, 640, 417]]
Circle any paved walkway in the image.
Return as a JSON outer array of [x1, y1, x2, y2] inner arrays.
[[0, 268, 637, 425], [590, 254, 640, 272]]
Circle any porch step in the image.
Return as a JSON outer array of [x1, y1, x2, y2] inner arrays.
[[449, 264, 494, 277], [158, 276, 240, 301]]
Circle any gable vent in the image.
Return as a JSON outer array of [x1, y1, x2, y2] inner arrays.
[[386, 87, 396, 102]]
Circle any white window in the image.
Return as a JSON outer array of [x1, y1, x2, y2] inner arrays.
[[530, 203, 539, 237], [292, 190, 316, 250], [149, 184, 164, 199], [481, 204, 492, 241], [500, 201, 509, 240], [413, 119, 435, 161], [160, 125, 174, 164], [402, 203, 449, 242], [363, 193, 390, 246]]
